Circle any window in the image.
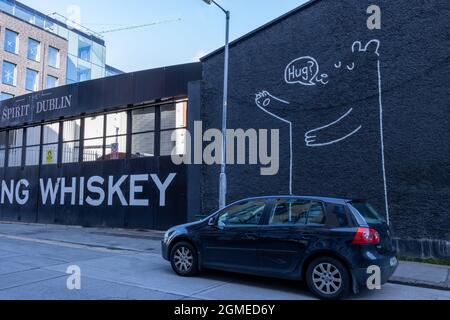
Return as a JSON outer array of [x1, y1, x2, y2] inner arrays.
[[269, 199, 311, 225], [78, 38, 92, 61], [218, 200, 266, 227], [25, 69, 39, 91], [8, 129, 23, 167], [25, 126, 41, 166], [307, 202, 326, 225], [131, 107, 155, 158], [15, 6, 35, 24], [77, 65, 91, 82], [349, 201, 386, 225], [42, 123, 59, 165], [160, 102, 187, 156], [105, 112, 127, 160], [48, 46, 60, 68], [2, 61, 17, 86], [46, 75, 58, 89], [269, 199, 326, 225], [4, 29, 19, 54], [62, 119, 80, 163], [83, 116, 104, 162], [27, 38, 40, 61], [0, 92, 14, 101], [0, 131, 6, 167]]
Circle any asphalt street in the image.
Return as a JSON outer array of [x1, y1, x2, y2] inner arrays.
[[0, 222, 449, 300]]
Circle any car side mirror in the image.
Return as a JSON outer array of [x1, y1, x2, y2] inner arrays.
[[208, 217, 217, 227]]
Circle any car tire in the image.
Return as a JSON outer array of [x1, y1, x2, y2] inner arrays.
[[306, 257, 350, 300], [170, 242, 198, 277]]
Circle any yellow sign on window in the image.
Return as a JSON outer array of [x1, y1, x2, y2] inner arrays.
[[46, 149, 54, 164]]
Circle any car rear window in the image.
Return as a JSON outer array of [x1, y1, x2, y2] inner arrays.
[[349, 201, 386, 225]]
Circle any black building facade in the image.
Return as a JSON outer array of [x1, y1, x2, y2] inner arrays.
[[0, 62, 202, 230], [196, 0, 450, 258]]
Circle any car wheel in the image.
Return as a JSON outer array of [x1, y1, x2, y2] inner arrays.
[[170, 242, 198, 277], [306, 257, 350, 300]]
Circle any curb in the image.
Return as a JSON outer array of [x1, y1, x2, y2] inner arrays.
[[389, 277, 450, 292]]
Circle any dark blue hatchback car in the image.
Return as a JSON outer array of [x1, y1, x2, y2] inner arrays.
[[162, 196, 398, 299]]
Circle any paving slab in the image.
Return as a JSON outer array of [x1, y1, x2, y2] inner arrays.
[[0, 275, 183, 300], [0, 268, 65, 290]]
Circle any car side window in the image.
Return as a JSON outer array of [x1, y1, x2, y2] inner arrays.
[[307, 202, 326, 225], [218, 200, 266, 227], [269, 199, 311, 225], [269, 199, 326, 226], [326, 204, 351, 227]]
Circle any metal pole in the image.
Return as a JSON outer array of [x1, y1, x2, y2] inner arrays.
[[219, 10, 230, 210]]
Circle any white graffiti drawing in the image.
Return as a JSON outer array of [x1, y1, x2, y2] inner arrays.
[[254, 39, 389, 226], [305, 108, 362, 147], [255, 91, 293, 195], [285, 56, 329, 86]]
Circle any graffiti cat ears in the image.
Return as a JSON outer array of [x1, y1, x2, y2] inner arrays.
[[352, 39, 380, 56]]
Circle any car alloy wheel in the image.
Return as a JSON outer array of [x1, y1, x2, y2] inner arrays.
[[312, 263, 342, 295], [174, 246, 194, 273], [306, 257, 349, 300], [170, 242, 198, 277]]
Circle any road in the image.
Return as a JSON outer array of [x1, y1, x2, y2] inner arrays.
[[0, 222, 449, 300]]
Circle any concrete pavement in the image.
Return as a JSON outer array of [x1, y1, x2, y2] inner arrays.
[[0, 222, 449, 300]]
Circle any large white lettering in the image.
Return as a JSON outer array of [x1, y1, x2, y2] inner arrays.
[[0, 173, 178, 207]]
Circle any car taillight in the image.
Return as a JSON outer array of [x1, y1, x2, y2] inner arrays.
[[352, 227, 380, 245]]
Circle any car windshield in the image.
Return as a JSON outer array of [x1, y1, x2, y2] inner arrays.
[[349, 201, 386, 225]]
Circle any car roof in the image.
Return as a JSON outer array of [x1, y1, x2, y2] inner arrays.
[[235, 195, 357, 206]]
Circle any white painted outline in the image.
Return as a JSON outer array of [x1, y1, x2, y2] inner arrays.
[[285, 56, 320, 86], [334, 61, 342, 69], [255, 91, 293, 195], [305, 108, 362, 147], [254, 40, 389, 225], [352, 39, 380, 56], [346, 62, 355, 71], [377, 58, 390, 225]]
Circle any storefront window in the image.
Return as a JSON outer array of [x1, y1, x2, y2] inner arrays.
[[83, 116, 104, 162], [25, 126, 41, 166], [131, 132, 155, 158], [62, 119, 80, 163], [105, 112, 127, 160], [83, 139, 103, 162], [0, 131, 6, 168], [8, 129, 23, 167], [42, 123, 59, 165], [131, 107, 155, 158], [160, 101, 187, 156]]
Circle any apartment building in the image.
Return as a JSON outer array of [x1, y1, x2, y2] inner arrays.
[[0, 0, 112, 101]]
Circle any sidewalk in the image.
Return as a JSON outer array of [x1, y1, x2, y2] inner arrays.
[[391, 261, 450, 291], [0, 221, 449, 291]]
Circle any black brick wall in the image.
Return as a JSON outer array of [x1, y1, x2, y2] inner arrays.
[[198, 0, 450, 258]]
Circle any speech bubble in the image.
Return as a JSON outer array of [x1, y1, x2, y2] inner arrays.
[[285, 56, 320, 86]]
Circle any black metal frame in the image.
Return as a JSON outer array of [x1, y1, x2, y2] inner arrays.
[[0, 98, 188, 168]]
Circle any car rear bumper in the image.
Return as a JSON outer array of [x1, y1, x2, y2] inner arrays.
[[352, 257, 398, 288]]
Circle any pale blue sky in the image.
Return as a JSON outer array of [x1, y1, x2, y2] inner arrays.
[[20, 0, 308, 72]]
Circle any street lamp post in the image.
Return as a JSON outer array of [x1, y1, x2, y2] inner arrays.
[[202, 0, 230, 209]]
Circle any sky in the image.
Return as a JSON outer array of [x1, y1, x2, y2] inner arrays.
[[20, 0, 309, 72]]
